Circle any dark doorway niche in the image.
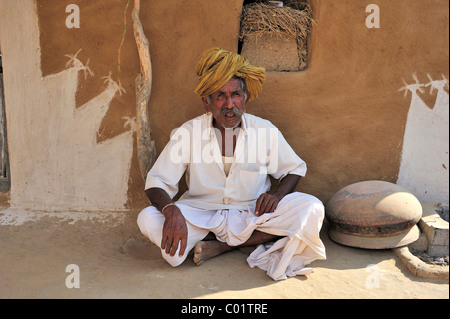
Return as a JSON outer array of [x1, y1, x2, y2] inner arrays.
[[238, 0, 313, 72]]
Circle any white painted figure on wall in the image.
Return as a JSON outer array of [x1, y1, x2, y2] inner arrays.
[[398, 74, 449, 203]]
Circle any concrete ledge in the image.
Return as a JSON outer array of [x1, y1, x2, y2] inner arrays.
[[420, 203, 449, 257], [394, 203, 449, 279], [393, 246, 449, 280]]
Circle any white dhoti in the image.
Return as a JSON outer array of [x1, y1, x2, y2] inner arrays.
[[137, 192, 326, 281]]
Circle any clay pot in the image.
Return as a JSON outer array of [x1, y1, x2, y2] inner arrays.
[[326, 180, 422, 249]]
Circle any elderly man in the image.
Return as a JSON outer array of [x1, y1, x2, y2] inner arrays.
[[137, 48, 326, 280]]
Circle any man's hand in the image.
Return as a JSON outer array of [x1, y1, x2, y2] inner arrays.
[[254, 174, 301, 216], [255, 193, 282, 216], [161, 205, 188, 257]]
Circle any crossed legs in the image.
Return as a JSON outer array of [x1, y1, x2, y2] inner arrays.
[[137, 205, 279, 267], [137, 193, 324, 268]]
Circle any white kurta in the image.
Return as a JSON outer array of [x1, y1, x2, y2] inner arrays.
[[138, 113, 326, 280], [145, 113, 307, 210]]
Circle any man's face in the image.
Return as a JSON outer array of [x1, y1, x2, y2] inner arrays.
[[202, 77, 249, 130]]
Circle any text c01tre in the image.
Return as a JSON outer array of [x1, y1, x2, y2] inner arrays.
[[181, 303, 268, 316]]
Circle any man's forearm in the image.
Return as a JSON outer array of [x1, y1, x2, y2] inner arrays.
[[272, 174, 301, 200], [145, 187, 174, 215]]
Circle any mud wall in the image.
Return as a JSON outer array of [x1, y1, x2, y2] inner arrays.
[[0, 0, 448, 210]]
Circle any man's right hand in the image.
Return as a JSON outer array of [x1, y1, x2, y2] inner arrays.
[[161, 205, 188, 258]]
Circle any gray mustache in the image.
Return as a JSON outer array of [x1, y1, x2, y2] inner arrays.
[[220, 106, 243, 117]]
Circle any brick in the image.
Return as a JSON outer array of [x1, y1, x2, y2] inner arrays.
[[418, 203, 449, 257], [241, 33, 301, 72]]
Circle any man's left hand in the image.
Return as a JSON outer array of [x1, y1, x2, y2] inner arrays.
[[255, 193, 282, 216]]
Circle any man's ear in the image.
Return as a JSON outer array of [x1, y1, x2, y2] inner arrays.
[[245, 91, 251, 104], [202, 97, 211, 112]]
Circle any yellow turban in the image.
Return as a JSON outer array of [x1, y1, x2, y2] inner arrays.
[[194, 47, 266, 102]]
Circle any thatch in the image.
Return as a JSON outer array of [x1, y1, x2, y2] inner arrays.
[[283, 0, 311, 11], [240, 1, 314, 40]]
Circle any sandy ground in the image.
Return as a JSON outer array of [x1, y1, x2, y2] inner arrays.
[[0, 207, 448, 299]]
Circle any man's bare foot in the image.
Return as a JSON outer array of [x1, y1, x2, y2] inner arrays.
[[193, 240, 234, 265]]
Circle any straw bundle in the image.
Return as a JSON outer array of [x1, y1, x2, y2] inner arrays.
[[239, 1, 314, 40]]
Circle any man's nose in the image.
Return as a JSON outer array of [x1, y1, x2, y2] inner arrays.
[[225, 95, 234, 108]]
